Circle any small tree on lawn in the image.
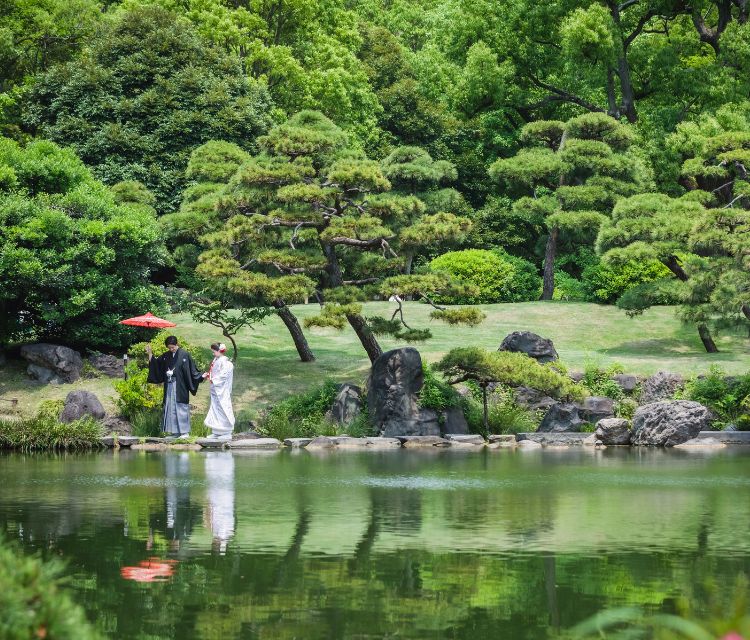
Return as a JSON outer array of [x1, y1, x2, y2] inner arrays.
[[489, 113, 651, 300], [189, 297, 273, 362], [435, 347, 583, 432]]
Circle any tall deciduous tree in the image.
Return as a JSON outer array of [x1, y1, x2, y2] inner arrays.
[[490, 112, 650, 299], [23, 5, 274, 212]]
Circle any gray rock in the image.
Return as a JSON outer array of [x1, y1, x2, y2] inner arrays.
[[640, 372, 684, 403], [331, 436, 369, 448], [88, 354, 124, 378], [577, 396, 615, 423], [20, 344, 83, 383], [59, 390, 106, 423], [612, 374, 638, 393], [397, 435, 450, 447], [368, 347, 432, 436], [445, 434, 485, 445], [26, 363, 63, 384], [569, 371, 585, 383], [682, 430, 750, 445], [233, 430, 262, 439], [441, 406, 469, 435], [594, 418, 631, 445], [518, 432, 592, 446], [364, 437, 402, 448], [538, 402, 586, 432], [517, 439, 543, 449], [284, 437, 313, 448], [228, 438, 282, 449], [498, 331, 558, 363], [102, 415, 132, 436], [329, 383, 363, 426], [514, 386, 557, 412], [631, 400, 712, 446], [488, 434, 517, 444], [305, 436, 337, 449], [197, 438, 228, 448]]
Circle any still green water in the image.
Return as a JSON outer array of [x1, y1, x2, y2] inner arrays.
[[1, 447, 749, 639]]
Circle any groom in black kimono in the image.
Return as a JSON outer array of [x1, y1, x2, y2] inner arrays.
[[147, 336, 204, 439]]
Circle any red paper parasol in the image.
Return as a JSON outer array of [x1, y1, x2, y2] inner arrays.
[[119, 312, 176, 329]]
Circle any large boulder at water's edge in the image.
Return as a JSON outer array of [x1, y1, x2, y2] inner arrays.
[[59, 390, 106, 423], [631, 400, 713, 446], [368, 347, 440, 436], [640, 371, 684, 403], [537, 402, 586, 432], [498, 331, 558, 363], [328, 383, 363, 426], [594, 418, 631, 445], [20, 344, 83, 383]]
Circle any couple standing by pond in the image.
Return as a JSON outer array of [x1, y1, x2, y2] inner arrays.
[[146, 336, 235, 441]]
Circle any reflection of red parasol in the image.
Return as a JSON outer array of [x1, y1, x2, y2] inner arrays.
[[120, 557, 177, 583], [119, 312, 176, 329]]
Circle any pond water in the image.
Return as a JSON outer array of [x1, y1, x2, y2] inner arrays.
[[1, 447, 749, 639]]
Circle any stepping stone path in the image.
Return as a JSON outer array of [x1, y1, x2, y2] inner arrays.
[[284, 437, 313, 447], [228, 438, 282, 449], [445, 434, 485, 445], [397, 435, 450, 448]]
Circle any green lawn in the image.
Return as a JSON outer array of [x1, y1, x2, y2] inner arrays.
[[2, 301, 749, 419]]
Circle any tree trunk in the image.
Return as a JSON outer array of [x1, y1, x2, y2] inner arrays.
[[273, 300, 315, 362], [606, 67, 618, 117], [742, 304, 750, 321], [321, 238, 384, 361], [616, 53, 637, 123], [346, 313, 383, 363], [698, 323, 719, 353], [224, 331, 238, 363], [541, 227, 559, 300]]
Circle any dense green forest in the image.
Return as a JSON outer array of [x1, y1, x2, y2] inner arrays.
[[1, 0, 748, 358]]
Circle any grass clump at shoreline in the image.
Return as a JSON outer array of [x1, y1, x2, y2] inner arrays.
[[0, 401, 103, 451]]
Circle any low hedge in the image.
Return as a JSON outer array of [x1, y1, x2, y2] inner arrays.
[[0, 401, 103, 451]]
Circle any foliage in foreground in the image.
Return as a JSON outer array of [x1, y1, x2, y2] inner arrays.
[[0, 401, 103, 451], [0, 535, 101, 640], [566, 574, 750, 640]]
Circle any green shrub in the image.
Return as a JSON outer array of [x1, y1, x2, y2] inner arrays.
[[581, 258, 673, 304], [114, 364, 162, 420], [464, 386, 539, 437], [429, 249, 540, 304], [258, 379, 346, 441], [552, 272, 588, 301], [581, 362, 626, 400], [682, 366, 750, 429], [0, 535, 101, 640], [418, 364, 462, 413], [0, 401, 103, 450]]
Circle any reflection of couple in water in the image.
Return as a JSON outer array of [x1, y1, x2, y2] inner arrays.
[[161, 451, 236, 555]]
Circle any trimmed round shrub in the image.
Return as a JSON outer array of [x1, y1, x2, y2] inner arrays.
[[429, 249, 541, 304], [581, 259, 673, 304]]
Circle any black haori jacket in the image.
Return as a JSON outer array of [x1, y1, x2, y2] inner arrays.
[[147, 348, 203, 405]]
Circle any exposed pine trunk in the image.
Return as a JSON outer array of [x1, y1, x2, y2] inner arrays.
[[273, 299, 315, 362], [346, 313, 382, 363], [741, 303, 750, 321], [617, 54, 637, 123], [541, 227, 559, 300], [606, 67, 618, 117], [698, 323, 719, 353]]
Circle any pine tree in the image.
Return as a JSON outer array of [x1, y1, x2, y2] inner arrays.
[[196, 111, 478, 363], [489, 112, 651, 299]]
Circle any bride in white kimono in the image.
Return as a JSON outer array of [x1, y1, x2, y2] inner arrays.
[[203, 343, 235, 440]]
